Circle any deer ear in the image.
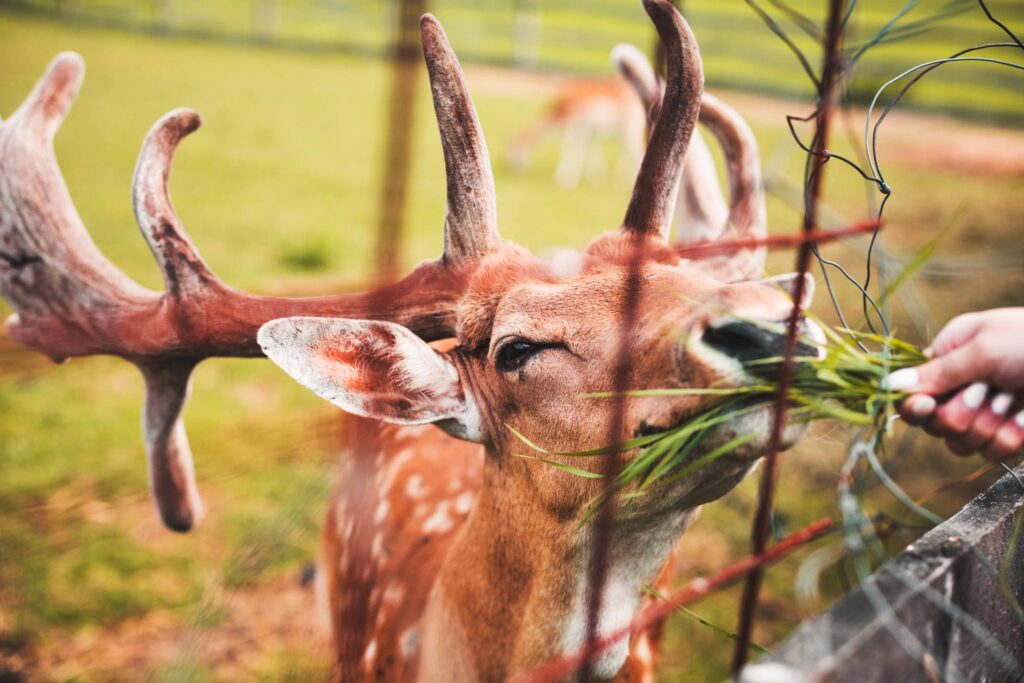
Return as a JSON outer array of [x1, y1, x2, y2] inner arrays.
[[761, 272, 815, 309], [258, 318, 481, 440]]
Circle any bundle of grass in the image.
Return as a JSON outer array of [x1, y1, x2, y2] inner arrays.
[[510, 322, 925, 517]]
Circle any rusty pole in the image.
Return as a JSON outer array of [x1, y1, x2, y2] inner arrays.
[[375, 0, 428, 279], [730, 0, 847, 674]]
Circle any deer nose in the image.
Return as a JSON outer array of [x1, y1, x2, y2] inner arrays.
[[700, 319, 821, 364]]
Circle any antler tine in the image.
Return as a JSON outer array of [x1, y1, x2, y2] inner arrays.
[[611, 43, 661, 119], [613, 42, 727, 243], [693, 93, 767, 280], [10, 52, 84, 141], [131, 109, 212, 530], [138, 359, 204, 531], [1, 52, 149, 361], [132, 109, 220, 298], [621, 0, 703, 241], [614, 41, 764, 277], [419, 15, 500, 265]]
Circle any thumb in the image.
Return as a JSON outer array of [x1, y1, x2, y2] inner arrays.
[[928, 312, 982, 357], [886, 343, 988, 396]]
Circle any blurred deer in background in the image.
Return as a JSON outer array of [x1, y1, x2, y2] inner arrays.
[[0, 1, 818, 680], [505, 61, 646, 189]]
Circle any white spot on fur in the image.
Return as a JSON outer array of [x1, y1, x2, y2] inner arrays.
[[422, 502, 455, 534], [381, 449, 415, 494], [383, 584, 404, 606], [453, 491, 474, 515], [405, 474, 427, 499], [374, 499, 391, 524], [363, 638, 378, 664], [447, 478, 463, 493], [400, 627, 419, 657]]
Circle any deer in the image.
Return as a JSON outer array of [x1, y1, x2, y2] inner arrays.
[[0, 1, 822, 680], [505, 63, 646, 189]]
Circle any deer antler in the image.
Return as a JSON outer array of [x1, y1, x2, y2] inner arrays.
[[621, 0, 704, 241], [0, 25, 500, 530], [614, 39, 767, 280], [693, 93, 766, 281], [420, 15, 500, 264], [613, 43, 727, 245]]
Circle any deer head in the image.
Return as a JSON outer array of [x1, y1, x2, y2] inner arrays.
[[260, 1, 815, 511], [255, 4, 819, 676]]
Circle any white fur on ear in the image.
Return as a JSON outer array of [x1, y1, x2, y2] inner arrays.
[[258, 317, 481, 438], [762, 272, 815, 309]]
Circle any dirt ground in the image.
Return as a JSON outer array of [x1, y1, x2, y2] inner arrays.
[[2, 578, 330, 682]]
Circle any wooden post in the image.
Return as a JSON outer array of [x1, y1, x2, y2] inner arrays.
[[374, 0, 427, 279], [514, 0, 542, 68]]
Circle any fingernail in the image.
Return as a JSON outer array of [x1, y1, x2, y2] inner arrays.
[[1016, 410, 1024, 429], [909, 395, 936, 418], [991, 392, 1014, 416], [962, 382, 988, 410], [884, 368, 919, 391], [923, 346, 934, 359]]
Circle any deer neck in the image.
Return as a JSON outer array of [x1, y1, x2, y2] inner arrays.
[[419, 453, 698, 681]]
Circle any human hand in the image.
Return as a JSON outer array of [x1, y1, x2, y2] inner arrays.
[[887, 308, 1024, 460]]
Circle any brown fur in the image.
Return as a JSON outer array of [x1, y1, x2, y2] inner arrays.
[[315, 240, 810, 681]]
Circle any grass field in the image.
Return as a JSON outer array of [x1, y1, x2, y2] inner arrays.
[[4, 0, 1024, 123], [1, 5, 1023, 682]]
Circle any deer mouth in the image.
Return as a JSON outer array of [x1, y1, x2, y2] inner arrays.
[[634, 393, 811, 463]]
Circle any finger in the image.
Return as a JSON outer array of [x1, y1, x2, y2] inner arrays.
[[945, 397, 1004, 456], [885, 345, 988, 396], [926, 382, 988, 439], [982, 410, 1024, 462], [928, 312, 982, 357], [899, 394, 936, 426]]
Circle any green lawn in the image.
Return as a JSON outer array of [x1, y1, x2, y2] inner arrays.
[[4, 0, 1024, 123], [1, 6, 1023, 682]]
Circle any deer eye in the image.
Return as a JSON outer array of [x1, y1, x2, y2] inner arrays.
[[496, 340, 544, 373]]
